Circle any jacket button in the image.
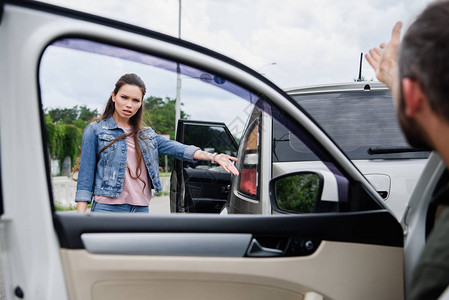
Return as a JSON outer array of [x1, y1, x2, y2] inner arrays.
[[143, 149, 146, 153], [121, 150, 125, 153], [147, 162, 151, 166], [152, 175, 155, 179]]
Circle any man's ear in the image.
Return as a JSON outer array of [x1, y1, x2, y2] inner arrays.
[[402, 78, 426, 117]]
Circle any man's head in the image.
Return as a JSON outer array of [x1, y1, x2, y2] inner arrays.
[[397, 0, 449, 149]]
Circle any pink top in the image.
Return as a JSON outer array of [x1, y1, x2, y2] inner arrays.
[[95, 127, 152, 206]]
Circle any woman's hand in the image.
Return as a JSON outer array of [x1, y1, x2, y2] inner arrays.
[[213, 153, 239, 176], [193, 150, 239, 176]]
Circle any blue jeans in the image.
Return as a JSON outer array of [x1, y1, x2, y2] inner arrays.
[[91, 201, 149, 213]]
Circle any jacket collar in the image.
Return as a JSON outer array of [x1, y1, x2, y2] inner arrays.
[[102, 115, 119, 130], [101, 116, 155, 137]]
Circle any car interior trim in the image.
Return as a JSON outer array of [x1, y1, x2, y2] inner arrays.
[[81, 232, 252, 257]]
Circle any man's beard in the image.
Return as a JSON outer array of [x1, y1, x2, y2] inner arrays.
[[397, 91, 432, 150]]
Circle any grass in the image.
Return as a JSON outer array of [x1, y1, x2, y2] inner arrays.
[[54, 201, 77, 211], [54, 201, 92, 211]]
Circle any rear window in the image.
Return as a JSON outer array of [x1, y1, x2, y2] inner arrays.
[[273, 90, 430, 162]]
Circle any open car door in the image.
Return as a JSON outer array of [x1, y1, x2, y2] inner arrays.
[[170, 120, 238, 213], [0, 1, 406, 299]]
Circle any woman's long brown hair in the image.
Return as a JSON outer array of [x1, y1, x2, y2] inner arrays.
[[97, 73, 148, 192]]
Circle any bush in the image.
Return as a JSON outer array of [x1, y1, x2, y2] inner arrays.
[[45, 115, 83, 168]]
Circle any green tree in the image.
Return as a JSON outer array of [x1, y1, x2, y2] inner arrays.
[[79, 105, 98, 122], [61, 124, 83, 165], [44, 105, 97, 172], [47, 106, 79, 124], [143, 96, 189, 140], [46, 105, 98, 124]]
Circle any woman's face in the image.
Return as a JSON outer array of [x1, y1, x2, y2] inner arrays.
[[112, 84, 143, 124]]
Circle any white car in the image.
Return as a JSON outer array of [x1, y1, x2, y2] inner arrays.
[[172, 82, 429, 220], [0, 1, 441, 299], [283, 82, 429, 219]]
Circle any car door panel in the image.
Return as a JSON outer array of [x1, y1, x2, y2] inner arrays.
[[0, 2, 405, 300], [56, 211, 403, 300], [60, 241, 403, 300], [182, 168, 232, 213]]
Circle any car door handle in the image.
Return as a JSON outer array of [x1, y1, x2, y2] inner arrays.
[[247, 238, 284, 257]]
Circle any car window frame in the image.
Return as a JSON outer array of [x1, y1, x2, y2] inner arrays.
[[0, 139, 3, 216], [26, 0, 387, 216]]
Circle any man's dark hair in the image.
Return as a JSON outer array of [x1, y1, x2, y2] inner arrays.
[[399, 0, 449, 120]]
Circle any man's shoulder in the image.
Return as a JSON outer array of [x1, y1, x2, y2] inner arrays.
[[424, 208, 449, 259], [409, 207, 449, 300]]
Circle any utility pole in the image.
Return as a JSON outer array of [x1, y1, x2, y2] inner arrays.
[[175, 0, 182, 132]]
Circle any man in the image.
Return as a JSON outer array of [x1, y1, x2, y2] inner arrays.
[[366, 1, 449, 299]]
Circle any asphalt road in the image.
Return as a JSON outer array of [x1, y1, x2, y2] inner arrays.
[[148, 195, 170, 214]]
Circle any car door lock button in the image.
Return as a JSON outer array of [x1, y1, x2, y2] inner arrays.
[[305, 240, 314, 251], [287, 238, 321, 256]]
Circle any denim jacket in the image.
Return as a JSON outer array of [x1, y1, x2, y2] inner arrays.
[[75, 116, 199, 203]]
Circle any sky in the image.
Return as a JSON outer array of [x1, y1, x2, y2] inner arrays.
[[37, 0, 434, 136], [38, 0, 433, 88]]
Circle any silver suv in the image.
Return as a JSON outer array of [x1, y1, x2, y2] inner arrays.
[[173, 82, 429, 219]]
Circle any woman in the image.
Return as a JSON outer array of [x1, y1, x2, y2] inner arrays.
[[75, 73, 239, 212]]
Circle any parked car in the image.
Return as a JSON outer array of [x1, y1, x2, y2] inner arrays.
[[280, 83, 429, 219], [172, 82, 429, 219], [0, 1, 440, 299]]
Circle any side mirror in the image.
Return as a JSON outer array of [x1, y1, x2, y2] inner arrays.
[[269, 172, 323, 214]]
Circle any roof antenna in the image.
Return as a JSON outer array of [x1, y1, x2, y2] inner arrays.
[[357, 52, 363, 82]]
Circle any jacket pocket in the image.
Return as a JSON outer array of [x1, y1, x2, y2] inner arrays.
[[98, 134, 116, 153]]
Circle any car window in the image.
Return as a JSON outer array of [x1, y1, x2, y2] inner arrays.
[[274, 90, 430, 162], [39, 37, 376, 214], [39, 38, 255, 210]]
